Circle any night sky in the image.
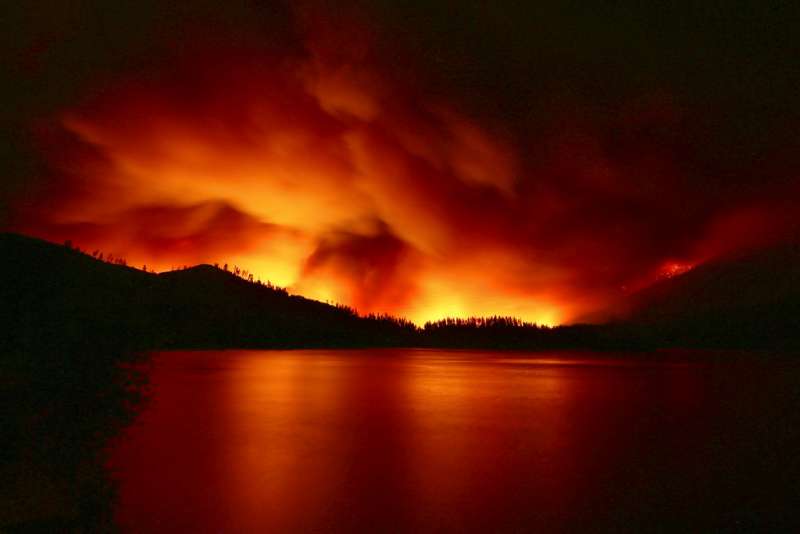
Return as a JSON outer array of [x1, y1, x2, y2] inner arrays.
[[3, 1, 799, 324]]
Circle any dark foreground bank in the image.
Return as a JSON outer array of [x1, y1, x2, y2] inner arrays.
[[0, 339, 147, 530]]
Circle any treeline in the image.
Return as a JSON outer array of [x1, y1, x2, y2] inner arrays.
[[63, 239, 287, 292], [425, 316, 536, 329], [4, 234, 654, 352], [422, 316, 647, 350], [22, 233, 798, 352], [45, 233, 800, 351]]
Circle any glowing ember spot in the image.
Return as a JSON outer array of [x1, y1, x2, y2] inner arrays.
[[659, 262, 694, 279]]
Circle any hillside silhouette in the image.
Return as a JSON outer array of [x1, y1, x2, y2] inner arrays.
[[0, 233, 419, 353], [617, 241, 800, 349], [3, 232, 799, 353], [0, 233, 634, 352]]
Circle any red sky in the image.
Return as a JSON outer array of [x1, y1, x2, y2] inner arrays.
[[5, 2, 800, 324]]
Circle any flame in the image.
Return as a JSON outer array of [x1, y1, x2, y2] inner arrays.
[[659, 262, 693, 279]]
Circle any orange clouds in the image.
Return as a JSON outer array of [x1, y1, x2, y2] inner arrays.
[[18, 43, 554, 323], [8, 5, 800, 325]]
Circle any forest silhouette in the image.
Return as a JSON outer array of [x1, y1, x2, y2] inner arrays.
[[3, 232, 799, 353]]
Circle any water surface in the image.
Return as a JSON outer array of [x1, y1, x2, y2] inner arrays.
[[109, 349, 800, 532]]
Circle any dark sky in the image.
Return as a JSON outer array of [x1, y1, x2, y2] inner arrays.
[[3, 0, 799, 323]]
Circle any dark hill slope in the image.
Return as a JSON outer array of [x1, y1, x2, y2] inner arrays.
[[156, 264, 417, 347], [1, 233, 161, 355], [0, 233, 417, 352], [623, 242, 800, 348]]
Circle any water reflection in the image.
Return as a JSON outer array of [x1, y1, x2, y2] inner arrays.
[[109, 349, 800, 532]]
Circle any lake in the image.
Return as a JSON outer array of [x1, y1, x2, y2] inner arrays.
[[108, 349, 800, 532]]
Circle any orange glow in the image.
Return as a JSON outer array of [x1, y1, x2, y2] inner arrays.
[[10, 8, 798, 325], [15, 48, 580, 324], [659, 262, 694, 279]]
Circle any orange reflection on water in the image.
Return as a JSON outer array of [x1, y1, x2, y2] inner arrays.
[[220, 353, 348, 531], [400, 352, 582, 530], [110, 349, 727, 533]]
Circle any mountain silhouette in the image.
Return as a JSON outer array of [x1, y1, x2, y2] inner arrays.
[[617, 241, 800, 348], [2, 232, 799, 352], [0, 232, 417, 353]]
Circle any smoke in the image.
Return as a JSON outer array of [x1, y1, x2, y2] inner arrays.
[[7, 2, 800, 324]]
